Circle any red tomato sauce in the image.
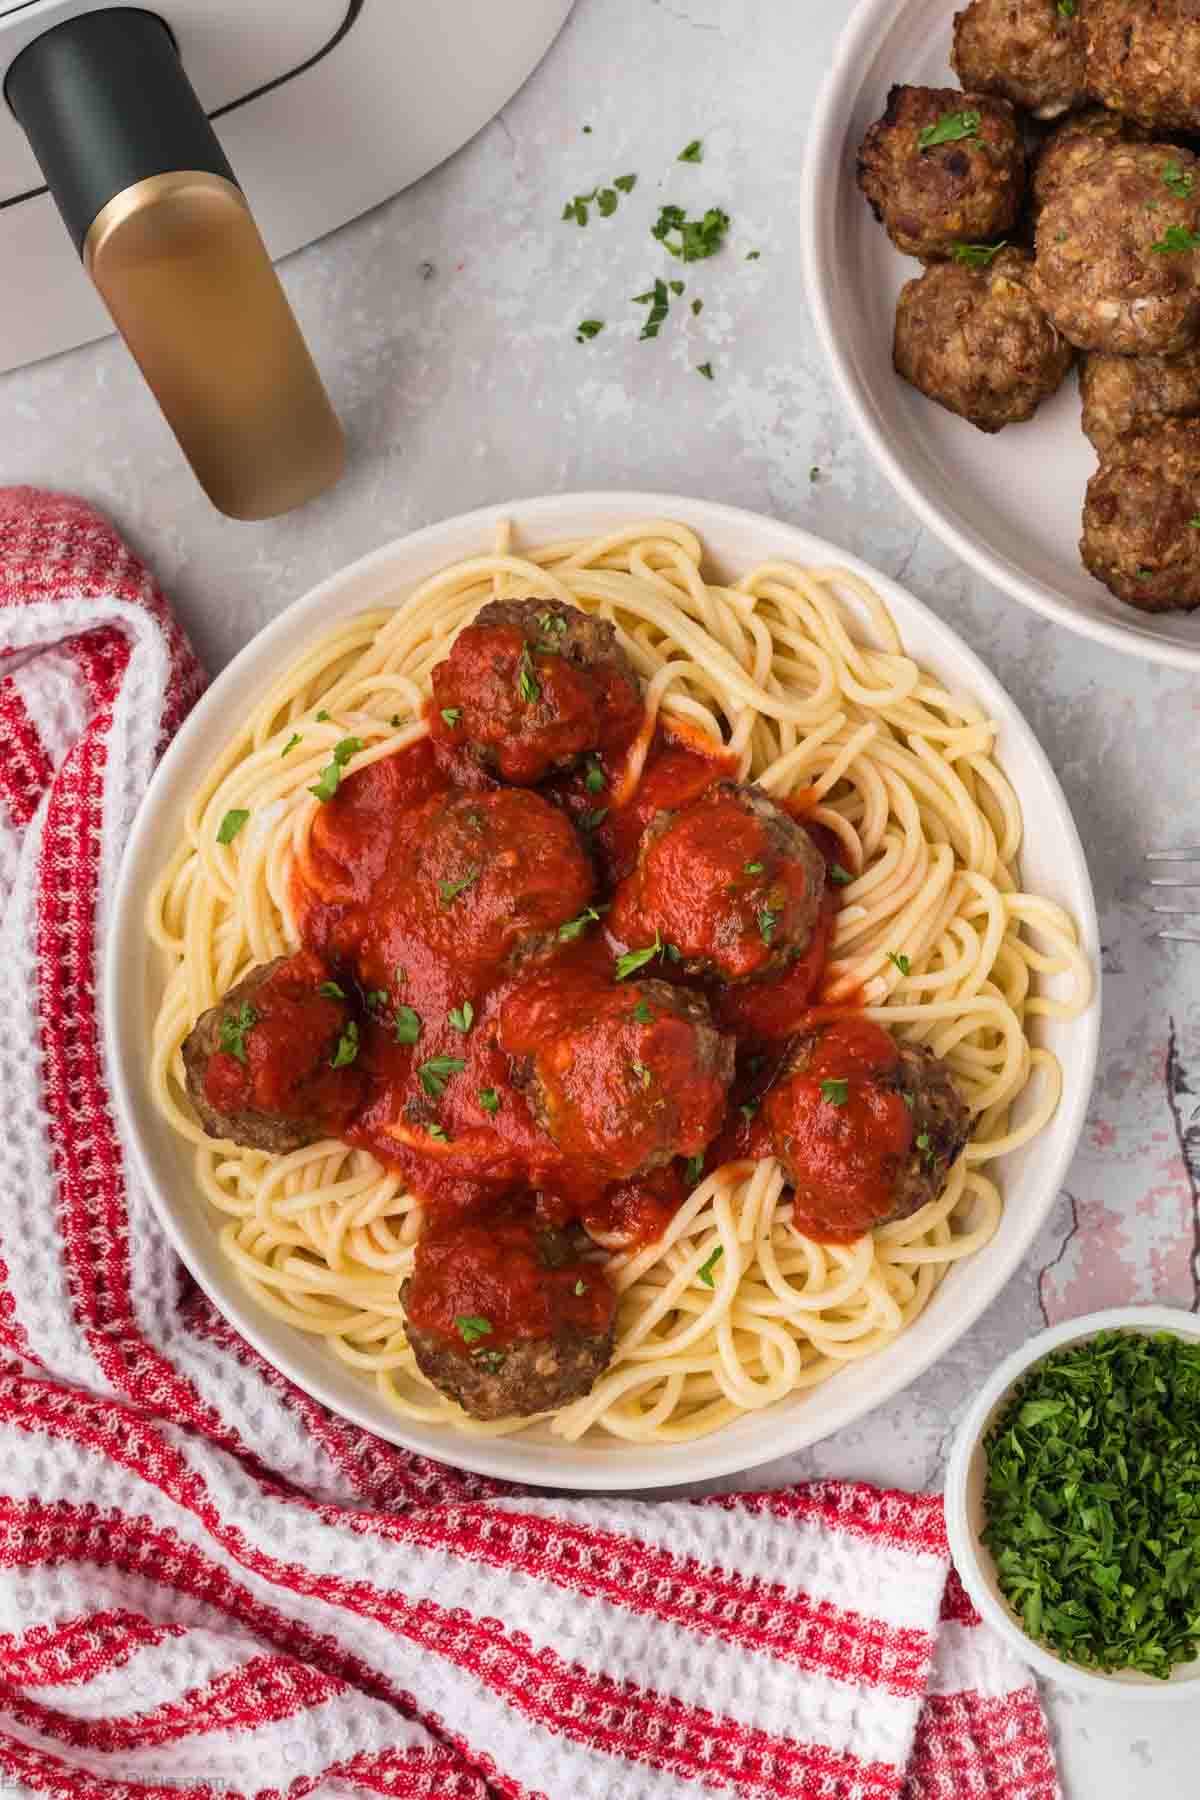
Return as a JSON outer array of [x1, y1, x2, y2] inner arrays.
[[203, 948, 363, 1130], [403, 1214, 614, 1343]]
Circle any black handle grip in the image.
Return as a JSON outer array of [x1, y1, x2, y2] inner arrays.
[[5, 7, 236, 253]]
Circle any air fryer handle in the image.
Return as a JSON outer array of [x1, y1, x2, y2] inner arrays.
[[5, 7, 345, 520]]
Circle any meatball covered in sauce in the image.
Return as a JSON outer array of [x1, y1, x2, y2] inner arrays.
[[1081, 418, 1200, 611], [394, 786, 594, 982], [402, 1215, 616, 1420], [857, 85, 1026, 261], [608, 781, 826, 986], [430, 597, 642, 786], [1084, 0, 1200, 134], [1080, 346, 1200, 455], [1030, 143, 1200, 356], [763, 1016, 970, 1241], [182, 950, 364, 1152], [499, 972, 735, 1183], [894, 248, 1073, 433], [951, 0, 1085, 121]]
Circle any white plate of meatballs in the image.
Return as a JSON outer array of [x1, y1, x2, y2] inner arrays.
[[804, 0, 1200, 668]]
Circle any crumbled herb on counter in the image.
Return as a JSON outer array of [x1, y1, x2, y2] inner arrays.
[[576, 319, 605, 342], [652, 202, 730, 262], [696, 361, 714, 379], [678, 139, 703, 163]]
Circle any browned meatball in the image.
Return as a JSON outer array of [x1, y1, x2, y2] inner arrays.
[[1080, 346, 1200, 454], [894, 248, 1073, 432], [1082, 418, 1200, 611], [182, 950, 365, 1152], [952, 0, 1085, 120], [1085, 0, 1200, 133], [1030, 106, 1146, 213], [1030, 143, 1200, 355], [498, 973, 735, 1184], [401, 1217, 616, 1421], [857, 85, 1026, 260], [608, 781, 827, 985]]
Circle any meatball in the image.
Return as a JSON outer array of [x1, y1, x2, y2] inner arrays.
[[1081, 418, 1200, 611], [856, 84, 1026, 261], [894, 248, 1073, 433], [430, 597, 643, 786], [499, 973, 735, 1183], [608, 781, 827, 985], [1030, 107, 1145, 214], [182, 950, 364, 1152], [402, 1217, 616, 1421], [762, 1016, 970, 1241], [1080, 345, 1200, 454], [1085, 0, 1200, 134], [1030, 142, 1200, 355], [951, 0, 1085, 121], [392, 786, 593, 983]]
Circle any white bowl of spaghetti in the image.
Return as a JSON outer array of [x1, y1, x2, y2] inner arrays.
[[105, 493, 1099, 1490]]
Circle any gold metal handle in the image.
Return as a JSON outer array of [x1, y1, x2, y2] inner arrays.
[[85, 171, 346, 521]]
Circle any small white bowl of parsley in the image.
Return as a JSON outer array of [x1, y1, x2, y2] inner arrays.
[[945, 1306, 1200, 1695]]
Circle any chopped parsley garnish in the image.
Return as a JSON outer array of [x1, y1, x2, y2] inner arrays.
[[744, 860, 764, 875], [810, 465, 820, 482], [633, 998, 655, 1023], [574, 1278, 586, 1297], [418, 1054, 465, 1098], [1190, 517, 1200, 529], [902, 1090, 916, 1111], [630, 1059, 652, 1088], [740, 1100, 759, 1123], [585, 761, 606, 793], [216, 808, 249, 845], [330, 1021, 359, 1068], [454, 1315, 492, 1345], [652, 203, 730, 262], [917, 109, 981, 153], [315, 710, 330, 722], [635, 278, 671, 340], [1057, 0, 1075, 14], [317, 980, 346, 1000], [616, 932, 662, 980], [614, 173, 638, 194], [951, 240, 1006, 268], [758, 907, 778, 946], [427, 1122, 449, 1143], [745, 249, 761, 261], [576, 319, 605, 342], [219, 1003, 256, 1065], [981, 1330, 1200, 1677], [888, 951, 911, 975], [915, 1130, 932, 1153], [678, 139, 703, 163], [309, 737, 363, 805], [562, 190, 595, 226], [390, 714, 402, 728], [691, 297, 703, 315], [280, 733, 301, 757], [393, 1005, 422, 1045], [448, 1001, 474, 1034], [558, 906, 601, 942], [583, 807, 609, 830], [517, 644, 541, 704], [365, 989, 387, 1009], [685, 1153, 705, 1185], [1150, 225, 1200, 254], [478, 1088, 501, 1115], [440, 707, 463, 727], [830, 863, 853, 886], [437, 867, 480, 904], [820, 1077, 849, 1107], [1163, 161, 1194, 198], [664, 941, 683, 963], [698, 1244, 724, 1287], [473, 1347, 506, 1371], [597, 189, 618, 218], [696, 361, 714, 380]]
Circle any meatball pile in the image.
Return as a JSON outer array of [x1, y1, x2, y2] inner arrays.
[[859, 1, 1200, 615]]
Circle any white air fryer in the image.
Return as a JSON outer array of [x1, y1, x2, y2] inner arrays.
[[0, 0, 573, 518]]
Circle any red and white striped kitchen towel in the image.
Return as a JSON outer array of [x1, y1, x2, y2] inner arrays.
[[0, 486, 1061, 1800]]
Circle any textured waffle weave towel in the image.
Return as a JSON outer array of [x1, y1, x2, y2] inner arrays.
[[0, 487, 1062, 1800]]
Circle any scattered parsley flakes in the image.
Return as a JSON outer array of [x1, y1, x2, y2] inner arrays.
[[448, 1001, 474, 1035], [478, 1087, 501, 1116], [951, 240, 1007, 268], [308, 736, 363, 805], [438, 867, 480, 904], [696, 361, 714, 379], [216, 808, 249, 845], [390, 714, 403, 728], [441, 707, 463, 727], [915, 1130, 932, 1151], [633, 998, 655, 1023], [698, 1244, 724, 1287], [315, 710, 330, 722], [678, 138, 703, 162], [902, 1090, 916, 1111], [576, 318, 605, 342], [1057, 0, 1075, 14], [809, 465, 820, 482], [917, 108, 981, 153], [744, 860, 764, 875], [317, 980, 346, 1000], [427, 1122, 449, 1143], [691, 297, 703, 315], [517, 644, 541, 704], [558, 906, 601, 942], [583, 806, 609, 830], [830, 863, 853, 885], [616, 931, 662, 981], [474, 1346, 506, 1371], [888, 951, 911, 976], [613, 173, 638, 193], [652, 202, 730, 262], [820, 1077, 849, 1107], [740, 1100, 759, 1123], [574, 1278, 586, 1297], [685, 1153, 705, 1185], [582, 124, 592, 133], [669, 278, 685, 296], [393, 1005, 421, 1045], [585, 761, 606, 793], [1164, 161, 1195, 199], [758, 907, 778, 946], [664, 941, 683, 963], [1190, 517, 1200, 529], [630, 1058, 652, 1088], [280, 733, 301, 757], [562, 190, 595, 226], [219, 1003, 256, 1065], [454, 1315, 492, 1345], [330, 1020, 359, 1068], [597, 188, 618, 217], [1150, 225, 1200, 254], [418, 1054, 465, 1098], [635, 277, 671, 340]]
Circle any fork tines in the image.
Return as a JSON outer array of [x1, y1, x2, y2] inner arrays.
[[1149, 848, 1200, 940]]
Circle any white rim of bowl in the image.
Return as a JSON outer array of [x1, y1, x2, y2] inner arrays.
[[945, 1304, 1200, 1696], [103, 489, 1101, 1489], [800, 0, 1200, 673]]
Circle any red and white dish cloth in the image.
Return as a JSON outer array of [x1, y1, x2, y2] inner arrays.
[[0, 486, 1061, 1800]]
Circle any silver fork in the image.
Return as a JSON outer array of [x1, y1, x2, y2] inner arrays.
[[1148, 849, 1200, 941]]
